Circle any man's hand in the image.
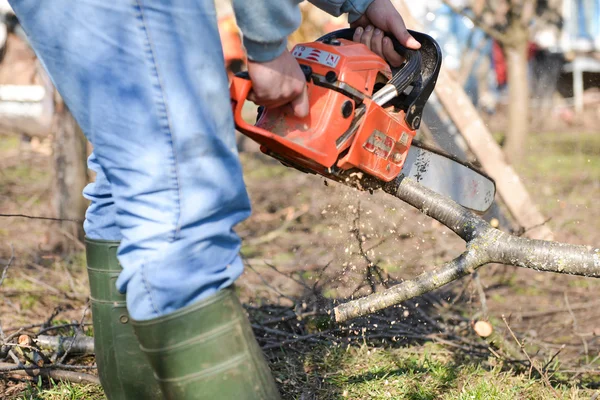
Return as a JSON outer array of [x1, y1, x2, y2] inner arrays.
[[351, 0, 420, 67], [246, 0, 417, 115], [247, 50, 309, 118]]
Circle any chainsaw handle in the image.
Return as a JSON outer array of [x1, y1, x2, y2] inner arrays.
[[229, 74, 269, 137], [317, 28, 442, 130], [316, 28, 421, 95]]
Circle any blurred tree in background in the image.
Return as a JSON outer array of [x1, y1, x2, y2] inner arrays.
[[441, 0, 563, 162]]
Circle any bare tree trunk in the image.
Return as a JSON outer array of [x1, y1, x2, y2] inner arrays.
[[503, 37, 530, 163], [52, 92, 87, 249]]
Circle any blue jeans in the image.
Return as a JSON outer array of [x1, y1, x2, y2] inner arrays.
[[10, 0, 252, 321]]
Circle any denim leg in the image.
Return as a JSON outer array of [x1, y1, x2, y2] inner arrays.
[[10, 0, 252, 320], [83, 152, 122, 241]]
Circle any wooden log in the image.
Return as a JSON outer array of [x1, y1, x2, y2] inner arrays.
[[35, 335, 94, 356], [393, 0, 554, 241]]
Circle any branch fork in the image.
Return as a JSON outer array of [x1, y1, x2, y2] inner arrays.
[[333, 176, 600, 323]]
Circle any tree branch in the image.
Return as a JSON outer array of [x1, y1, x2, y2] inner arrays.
[[440, 0, 509, 44], [333, 177, 600, 323]]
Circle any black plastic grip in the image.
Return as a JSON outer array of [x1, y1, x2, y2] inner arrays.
[[316, 28, 421, 95]]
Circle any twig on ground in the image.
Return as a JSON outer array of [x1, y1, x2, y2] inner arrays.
[[58, 227, 86, 251], [350, 201, 389, 295], [17, 272, 62, 295], [518, 299, 600, 319], [247, 205, 308, 246], [502, 315, 559, 397], [0, 244, 15, 341], [0, 362, 99, 385], [542, 344, 566, 372], [56, 303, 90, 365], [0, 213, 83, 223], [243, 259, 298, 304], [37, 323, 93, 336], [2, 323, 44, 334], [7, 349, 21, 365], [60, 262, 80, 296], [0, 289, 61, 297], [473, 272, 488, 320], [564, 292, 590, 364], [263, 262, 313, 292], [39, 306, 63, 333]]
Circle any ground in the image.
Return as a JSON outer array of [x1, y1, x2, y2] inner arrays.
[[0, 125, 599, 399]]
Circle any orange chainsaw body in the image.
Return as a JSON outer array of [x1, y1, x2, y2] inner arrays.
[[230, 38, 417, 182]]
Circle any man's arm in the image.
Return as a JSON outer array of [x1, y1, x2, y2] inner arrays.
[[231, 0, 303, 63], [231, 0, 309, 117], [230, 0, 418, 117], [307, 0, 374, 24]]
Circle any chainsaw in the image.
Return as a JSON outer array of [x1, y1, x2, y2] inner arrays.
[[229, 28, 496, 213]]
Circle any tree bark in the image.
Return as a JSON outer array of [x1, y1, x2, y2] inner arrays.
[[503, 33, 530, 163], [34, 335, 94, 356], [52, 93, 88, 248]]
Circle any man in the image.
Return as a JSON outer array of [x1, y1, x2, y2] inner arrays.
[[8, 0, 419, 398]]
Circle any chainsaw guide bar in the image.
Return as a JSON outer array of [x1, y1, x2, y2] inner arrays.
[[230, 28, 496, 213]]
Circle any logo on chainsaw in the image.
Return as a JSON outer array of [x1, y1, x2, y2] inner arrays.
[[364, 130, 395, 159], [292, 46, 340, 68]]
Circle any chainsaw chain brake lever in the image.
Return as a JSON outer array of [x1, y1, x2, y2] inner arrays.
[[317, 28, 442, 130]]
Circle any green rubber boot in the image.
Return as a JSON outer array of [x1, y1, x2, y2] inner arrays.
[[85, 238, 164, 399], [131, 287, 281, 400]]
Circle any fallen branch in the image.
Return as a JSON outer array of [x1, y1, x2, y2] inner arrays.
[[502, 315, 560, 397], [0, 213, 83, 223], [34, 335, 94, 356], [0, 362, 99, 385], [334, 177, 600, 323], [246, 205, 308, 246]]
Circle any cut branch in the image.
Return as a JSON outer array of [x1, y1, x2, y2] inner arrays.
[[333, 177, 600, 323], [34, 335, 94, 355], [0, 362, 99, 385]]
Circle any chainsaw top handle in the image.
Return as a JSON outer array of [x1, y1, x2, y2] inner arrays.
[[317, 28, 442, 130], [316, 28, 420, 96]]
